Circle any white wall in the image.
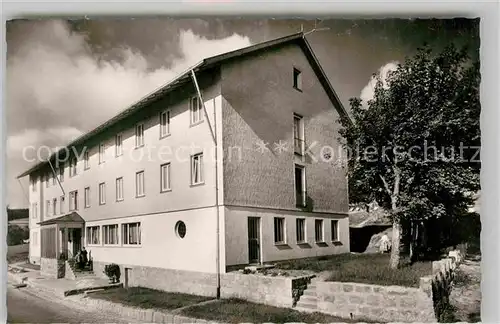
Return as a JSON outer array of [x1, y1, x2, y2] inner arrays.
[[225, 205, 350, 267], [85, 207, 222, 273]]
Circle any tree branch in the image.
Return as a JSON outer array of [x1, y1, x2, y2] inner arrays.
[[379, 174, 392, 197]]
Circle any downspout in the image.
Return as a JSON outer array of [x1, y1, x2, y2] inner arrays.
[[190, 70, 221, 299]]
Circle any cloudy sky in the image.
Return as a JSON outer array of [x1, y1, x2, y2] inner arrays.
[[6, 18, 479, 208]]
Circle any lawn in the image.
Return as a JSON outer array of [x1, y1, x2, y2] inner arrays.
[[275, 253, 432, 287], [89, 287, 212, 311], [180, 298, 369, 323]]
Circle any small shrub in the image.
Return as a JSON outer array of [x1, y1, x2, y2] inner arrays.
[[104, 263, 121, 282]]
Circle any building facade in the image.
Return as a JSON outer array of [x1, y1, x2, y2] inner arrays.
[[21, 33, 350, 294]]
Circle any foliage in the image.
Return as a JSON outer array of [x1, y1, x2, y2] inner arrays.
[[89, 287, 211, 311], [275, 253, 431, 287], [7, 225, 29, 246], [339, 43, 480, 267], [103, 263, 121, 282], [180, 298, 370, 323]]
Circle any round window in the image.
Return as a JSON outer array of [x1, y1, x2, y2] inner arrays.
[[175, 221, 186, 238]]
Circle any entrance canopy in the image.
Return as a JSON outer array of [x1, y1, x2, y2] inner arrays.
[[38, 212, 85, 226]]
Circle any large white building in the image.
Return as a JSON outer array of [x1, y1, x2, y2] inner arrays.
[[19, 32, 350, 296]]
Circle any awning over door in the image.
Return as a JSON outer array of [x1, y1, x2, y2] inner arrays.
[[37, 212, 85, 226]]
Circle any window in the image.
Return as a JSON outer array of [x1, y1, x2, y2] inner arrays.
[[135, 123, 144, 147], [122, 222, 141, 245], [59, 164, 64, 182], [115, 134, 123, 156], [294, 114, 305, 155], [136, 171, 145, 197], [190, 96, 203, 125], [52, 198, 57, 215], [116, 177, 124, 201], [60, 196, 65, 214], [46, 200, 51, 217], [99, 143, 106, 164], [296, 218, 306, 243], [31, 203, 37, 219], [99, 183, 106, 205], [84, 187, 91, 208], [293, 68, 302, 91], [84, 150, 90, 169], [331, 220, 339, 242], [191, 153, 204, 185], [86, 226, 100, 245], [295, 165, 306, 207], [69, 190, 78, 211], [103, 224, 119, 245], [70, 158, 77, 177], [160, 110, 170, 137], [274, 217, 286, 244], [160, 163, 171, 192], [175, 221, 186, 238], [315, 219, 324, 242]]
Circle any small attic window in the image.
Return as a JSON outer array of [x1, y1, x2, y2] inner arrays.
[[293, 68, 302, 91]]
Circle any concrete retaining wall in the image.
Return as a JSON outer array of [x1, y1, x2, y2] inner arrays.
[[40, 257, 65, 279], [220, 272, 308, 308], [93, 261, 218, 297], [315, 250, 463, 323]]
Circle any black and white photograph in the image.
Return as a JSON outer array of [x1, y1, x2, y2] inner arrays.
[[6, 17, 481, 323]]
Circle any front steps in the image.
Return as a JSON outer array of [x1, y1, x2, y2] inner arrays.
[[294, 278, 319, 313], [66, 259, 96, 280]]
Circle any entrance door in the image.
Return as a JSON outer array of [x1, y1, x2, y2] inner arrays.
[[72, 228, 82, 256], [248, 217, 261, 264]]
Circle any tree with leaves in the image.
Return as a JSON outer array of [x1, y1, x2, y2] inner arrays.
[[339, 44, 480, 269]]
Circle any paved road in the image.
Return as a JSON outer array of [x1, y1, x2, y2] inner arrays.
[[7, 285, 130, 323]]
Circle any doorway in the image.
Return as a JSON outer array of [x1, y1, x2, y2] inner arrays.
[[247, 217, 261, 264], [71, 228, 82, 256]]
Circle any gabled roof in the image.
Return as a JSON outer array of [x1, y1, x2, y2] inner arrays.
[[37, 211, 85, 226], [18, 32, 350, 178]]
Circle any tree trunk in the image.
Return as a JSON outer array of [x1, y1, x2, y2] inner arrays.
[[390, 219, 402, 269]]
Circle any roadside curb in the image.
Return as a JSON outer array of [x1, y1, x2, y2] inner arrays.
[[80, 295, 220, 323]]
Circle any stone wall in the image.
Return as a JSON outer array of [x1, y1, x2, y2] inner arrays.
[[316, 281, 435, 322], [220, 273, 312, 308], [40, 257, 65, 279], [315, 250, 463, 323], [93, 261, 218, 297]]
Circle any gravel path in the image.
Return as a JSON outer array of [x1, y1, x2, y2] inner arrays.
[[449, 256, 481, 322]]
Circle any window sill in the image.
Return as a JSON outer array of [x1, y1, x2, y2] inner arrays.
[[84, 205, 90, 209], [87, 244, 102, 247], [116, 153, 123, 158], [190, 182, 205, 188], [134, 144, 145, 150], [315, 241, 326, 244], [136, 194, 146, 199], [160, 188, 172, 193], [297, 241, 308, 245], [160, 133, 171, 140], [293, 86, 303, 93], [189, 120, 204, 128], [103, 244, 120, 247], [121, 244, 142, 248], [116, 198, 124, 202], [99, 203, 106, 206], [274, 242, 288, 246], [84, 167, 90, 171]]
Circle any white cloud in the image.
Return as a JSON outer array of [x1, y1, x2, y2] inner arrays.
[[6, 20, 252, 206], [359, 61, 399, 106]]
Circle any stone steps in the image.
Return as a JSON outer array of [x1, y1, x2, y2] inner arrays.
[[295, 280, 318, 313]]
